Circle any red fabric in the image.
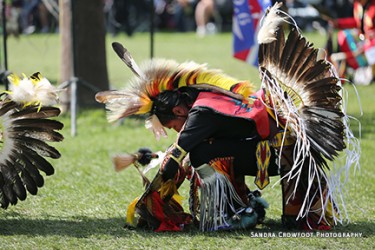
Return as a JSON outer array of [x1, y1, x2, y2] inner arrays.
[[337, 17, 357, 30], [147, 191, 192, 232], [192, 91, 270, 139], [301, 217, 332, 231]]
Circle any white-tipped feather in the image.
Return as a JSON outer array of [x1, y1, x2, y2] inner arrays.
[[257, 3, 286, 44], [0, 87, 63, 208], [112, 42, 146, 80]]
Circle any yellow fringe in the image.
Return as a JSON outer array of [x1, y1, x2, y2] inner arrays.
[[126, 197, 139, 226]]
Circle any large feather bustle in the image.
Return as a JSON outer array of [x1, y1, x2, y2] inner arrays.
[[258, 3, 359, 225], [0, 73, 63, 209], [96, 55, 256, 122], [259, 4, 345, 164]]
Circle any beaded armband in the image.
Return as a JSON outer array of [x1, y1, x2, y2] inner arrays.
[[168, 143, 187, 164]]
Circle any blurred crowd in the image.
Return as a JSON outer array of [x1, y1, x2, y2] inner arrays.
[[3, 0, 58, 37], [2, 0, 234, 37], [0, 0, 364, 37], [104, 0, 233, 37], [1, 0, 374, 83]]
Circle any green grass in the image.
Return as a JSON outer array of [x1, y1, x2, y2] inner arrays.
[[0, 32, 374, 249]]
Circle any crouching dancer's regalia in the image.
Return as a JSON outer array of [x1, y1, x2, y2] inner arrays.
[[96, 3, 360, 232], [0, 73, 64, 209]]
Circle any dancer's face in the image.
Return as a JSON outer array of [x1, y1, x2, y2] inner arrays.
[[162, 105, 189, 132]]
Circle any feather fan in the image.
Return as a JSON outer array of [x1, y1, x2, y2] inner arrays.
[[0, 73, 63, 209]]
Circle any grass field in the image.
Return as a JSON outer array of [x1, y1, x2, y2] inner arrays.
[[0, 31, 374, 249]]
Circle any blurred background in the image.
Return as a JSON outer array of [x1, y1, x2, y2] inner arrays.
[[0, 0, 372, 112], [0, 0, 345, 37]]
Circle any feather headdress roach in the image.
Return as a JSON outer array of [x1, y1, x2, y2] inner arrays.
[[258, 3, 360, 225], [96, 42, 256, 138], [0, 72, 63, 209]]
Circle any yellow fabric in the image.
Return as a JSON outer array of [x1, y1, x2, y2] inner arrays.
[[126, 197, 139, 226], [324, 199, 336, 226], [159, 179, 178, 200], [172, 193, 183, 205], [310, 192, 338, 226], [158, 179, 183, 206], [169, 143, 187, 164], [254, 141, 271, 189]]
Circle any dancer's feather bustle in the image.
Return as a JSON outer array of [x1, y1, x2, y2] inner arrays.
[[0, 72, 63, 209], [258, 7, 344, 166], [258, 3, 358, 224]]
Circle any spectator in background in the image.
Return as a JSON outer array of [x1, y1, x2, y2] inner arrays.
[[20, 0, 55, 34], [171, 0, 197, 32], [194, 0, 233, 37], [106, 0, 150, 36], [151, 0, 197, 32], [329, 0, 375, 84], [322, 0, 353, 19], [195, 0, 214, 36], [4, 0, 23, 37], [332, 0, 375, 43]]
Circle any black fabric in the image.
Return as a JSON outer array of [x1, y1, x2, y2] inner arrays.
[[189, 138, 279, 177], [161, 104, 279, 180], [162, 158, 181, 181], [178, 106, 260, 151]]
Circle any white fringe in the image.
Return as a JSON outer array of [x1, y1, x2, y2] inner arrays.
[[196, 164, 246, 231]]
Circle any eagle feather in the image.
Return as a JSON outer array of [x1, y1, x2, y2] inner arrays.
[[0, 73, 63, 209]]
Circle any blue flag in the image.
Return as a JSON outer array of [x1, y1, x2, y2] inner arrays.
[[233, 0, 272, 66]]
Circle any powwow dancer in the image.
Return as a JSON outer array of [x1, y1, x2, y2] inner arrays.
[[0, 72, 64, 209], [96, 3, 360, 231]]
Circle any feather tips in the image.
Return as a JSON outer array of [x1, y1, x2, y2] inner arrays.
[[257, 2, 285, 44]]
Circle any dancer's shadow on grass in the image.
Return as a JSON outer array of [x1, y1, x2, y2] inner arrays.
[[0, 215, 373, 238]]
